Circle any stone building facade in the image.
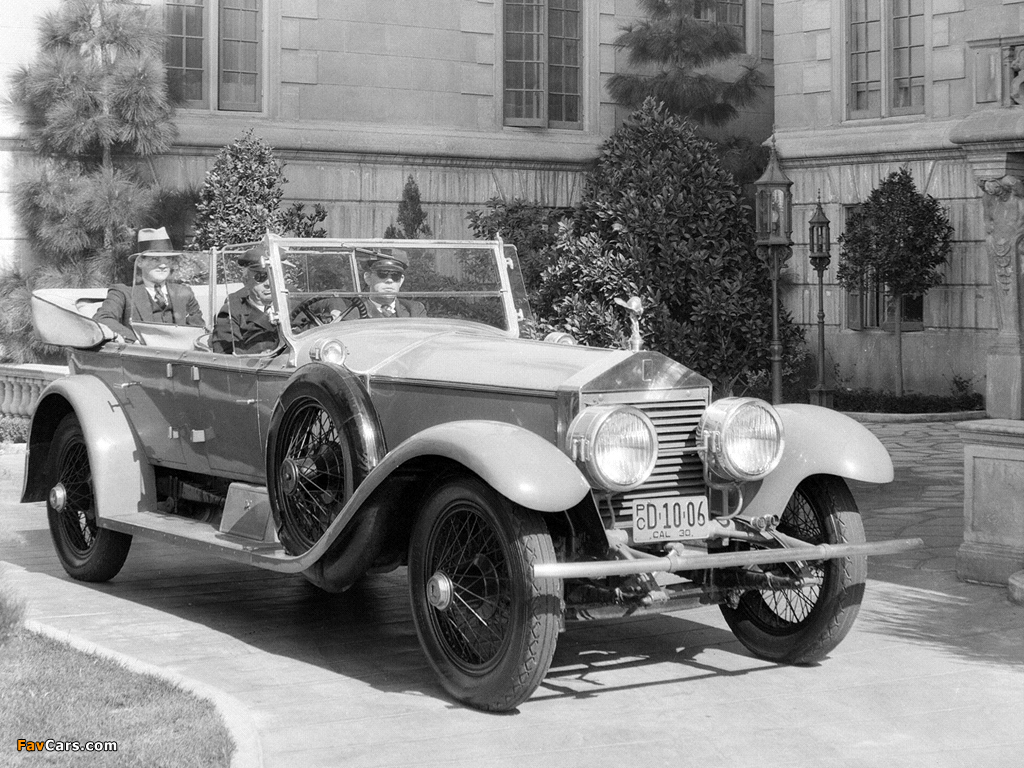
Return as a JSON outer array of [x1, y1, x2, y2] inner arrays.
[[773, 0, 1024, 406], [0, 0, 775, 275]]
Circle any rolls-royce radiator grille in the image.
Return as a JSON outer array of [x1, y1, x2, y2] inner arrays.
[[605, 397, 707, 529]]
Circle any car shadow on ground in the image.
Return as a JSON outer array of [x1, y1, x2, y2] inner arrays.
[[3, 526, 768, 710]]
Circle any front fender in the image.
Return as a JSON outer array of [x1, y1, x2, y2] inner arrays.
[[381, 420, 592, 512], [22, 376, 157, 521], [742, 404, 893, 519]]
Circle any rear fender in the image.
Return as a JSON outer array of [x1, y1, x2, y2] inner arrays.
[[22, 376, 156, 521], [742, 404, 893, 519]]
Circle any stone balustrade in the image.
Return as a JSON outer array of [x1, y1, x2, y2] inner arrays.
[[0, 363, 68, 420]]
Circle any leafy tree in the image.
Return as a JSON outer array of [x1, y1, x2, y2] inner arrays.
[[607, 0, 765, 127], [192, 130, 287, 248], [466, 198, 569, 299], [384, 176, 432, 238], [2, 0, 174, 361], [837, 168, 953, 396], [535, 99, 803, 395]]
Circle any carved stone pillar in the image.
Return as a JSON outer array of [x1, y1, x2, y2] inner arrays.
[[979, 175, 1024, 419]]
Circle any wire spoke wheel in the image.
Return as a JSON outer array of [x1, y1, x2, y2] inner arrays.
[[408, 474, 561, 712], [275, 396, 352, 551], [46, 414, 131, 582], [721, 475, 867, 664], [427, 502, 512, 670]]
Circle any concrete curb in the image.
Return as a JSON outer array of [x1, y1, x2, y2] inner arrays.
[[23, 619, 263, 768], [842, 410, 988, 423]]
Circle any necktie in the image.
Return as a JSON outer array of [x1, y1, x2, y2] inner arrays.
[[381, 303, 396, 317], [154, 285, 167, 309]]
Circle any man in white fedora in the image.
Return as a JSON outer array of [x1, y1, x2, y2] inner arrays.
[[94, 227, 205, 343]]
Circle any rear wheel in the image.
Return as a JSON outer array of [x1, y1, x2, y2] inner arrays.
[[408, 474, 562, 711], [720, 475, 866, 664], [46, 414, 132, 582]]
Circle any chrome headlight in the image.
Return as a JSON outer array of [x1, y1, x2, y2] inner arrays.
[[309, 339, 348, 366], [697, 397, 784, 482], [566, 405, 658, 492]]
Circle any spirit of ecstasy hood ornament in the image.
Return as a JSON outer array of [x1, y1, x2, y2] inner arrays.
[[614, 296, 644, 352]]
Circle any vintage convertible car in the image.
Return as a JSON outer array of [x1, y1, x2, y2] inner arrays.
[[23, 234, 919, 711]]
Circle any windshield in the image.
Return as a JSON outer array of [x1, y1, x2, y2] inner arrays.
[[277, 241, 514, 335], [209, 239, 524, 355]]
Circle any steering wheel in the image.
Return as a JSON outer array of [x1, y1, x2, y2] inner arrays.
[[288, 296, 330, 331]]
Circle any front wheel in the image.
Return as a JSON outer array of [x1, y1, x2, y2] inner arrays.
[[46, 414, 132, 582], [720, 475, 866, 664], [408, 474, 562, 712]]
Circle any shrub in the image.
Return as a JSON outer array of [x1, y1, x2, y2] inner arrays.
[[0, 417, 29, 444], [384, 176, 432, 239], [535, 99, 804, 395], [192, 130, 287, 248], [467, 197, 568, 299], [281, 202, 328, 238], [834, 388, 983, 414]]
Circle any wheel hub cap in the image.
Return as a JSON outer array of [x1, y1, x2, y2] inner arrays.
[[49, 483, 67, 512], [426, 571, 454, 611]]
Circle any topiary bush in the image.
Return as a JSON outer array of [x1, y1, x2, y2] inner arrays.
[[535, 99, 804, 395], [192, 130, 287, 248]]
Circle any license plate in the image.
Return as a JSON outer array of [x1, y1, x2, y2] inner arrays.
[[631, 496, 712, 544]]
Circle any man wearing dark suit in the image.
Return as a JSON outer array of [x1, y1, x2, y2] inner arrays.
[[94, 227, 205, 343], [210, 247, 281, 355], [332, 251, 426, 320]]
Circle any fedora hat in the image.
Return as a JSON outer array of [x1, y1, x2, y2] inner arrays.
[[133, 227, 176, 257]]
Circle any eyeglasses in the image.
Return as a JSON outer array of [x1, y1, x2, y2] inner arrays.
[[374, 269, 404, 281], [250, 269, 270, 283]]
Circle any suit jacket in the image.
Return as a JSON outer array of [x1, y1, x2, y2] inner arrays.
[[335, 297, 427, 320], [94, 283, 204, 342], [211, 288, 280, 355]]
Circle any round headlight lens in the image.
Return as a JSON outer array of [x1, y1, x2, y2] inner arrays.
[[567, 405, 658, 492], [698, 397, 784, 481], [543, 331, 578, 345], [309, 339, 348, 367]]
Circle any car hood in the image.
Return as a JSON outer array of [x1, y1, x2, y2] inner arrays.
[[296, 320, 710, 394]]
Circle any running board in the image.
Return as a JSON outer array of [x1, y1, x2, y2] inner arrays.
[[533, 537, 924, 580]]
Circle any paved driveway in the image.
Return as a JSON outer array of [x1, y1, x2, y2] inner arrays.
[[1, 421, 1022, 768]]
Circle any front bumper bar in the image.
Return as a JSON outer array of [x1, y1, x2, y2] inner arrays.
[[533, 537, 923, 580]]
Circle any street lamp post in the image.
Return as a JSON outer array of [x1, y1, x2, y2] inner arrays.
[[753, 140, 793, 405], [808, 198, 835, 408]]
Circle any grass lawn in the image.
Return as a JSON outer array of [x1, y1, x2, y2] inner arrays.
[[0, 585, 235, 767]]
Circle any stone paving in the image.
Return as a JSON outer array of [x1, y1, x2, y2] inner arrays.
[[1, 419, 1022, 768]]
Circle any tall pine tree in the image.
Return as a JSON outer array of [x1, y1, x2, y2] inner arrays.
[[3, 0, 174, 361], [607, 0, 765, 127]]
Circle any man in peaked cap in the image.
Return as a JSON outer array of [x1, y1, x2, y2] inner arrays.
[[210, 245, 281, 355], [94, 227, 205, 343], [331, 249, 426, 321]]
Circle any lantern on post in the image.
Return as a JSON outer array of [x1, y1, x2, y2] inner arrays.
[[808, 197, 834, 408], [754, 139, 793, 405]]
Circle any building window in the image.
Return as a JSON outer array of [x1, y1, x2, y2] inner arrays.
[[163, 0, 262, 112], [503, 0, 581, 129], [696, 0, 746, 47], [843, 207, 925, 331], [848, 0, 924, 119]]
